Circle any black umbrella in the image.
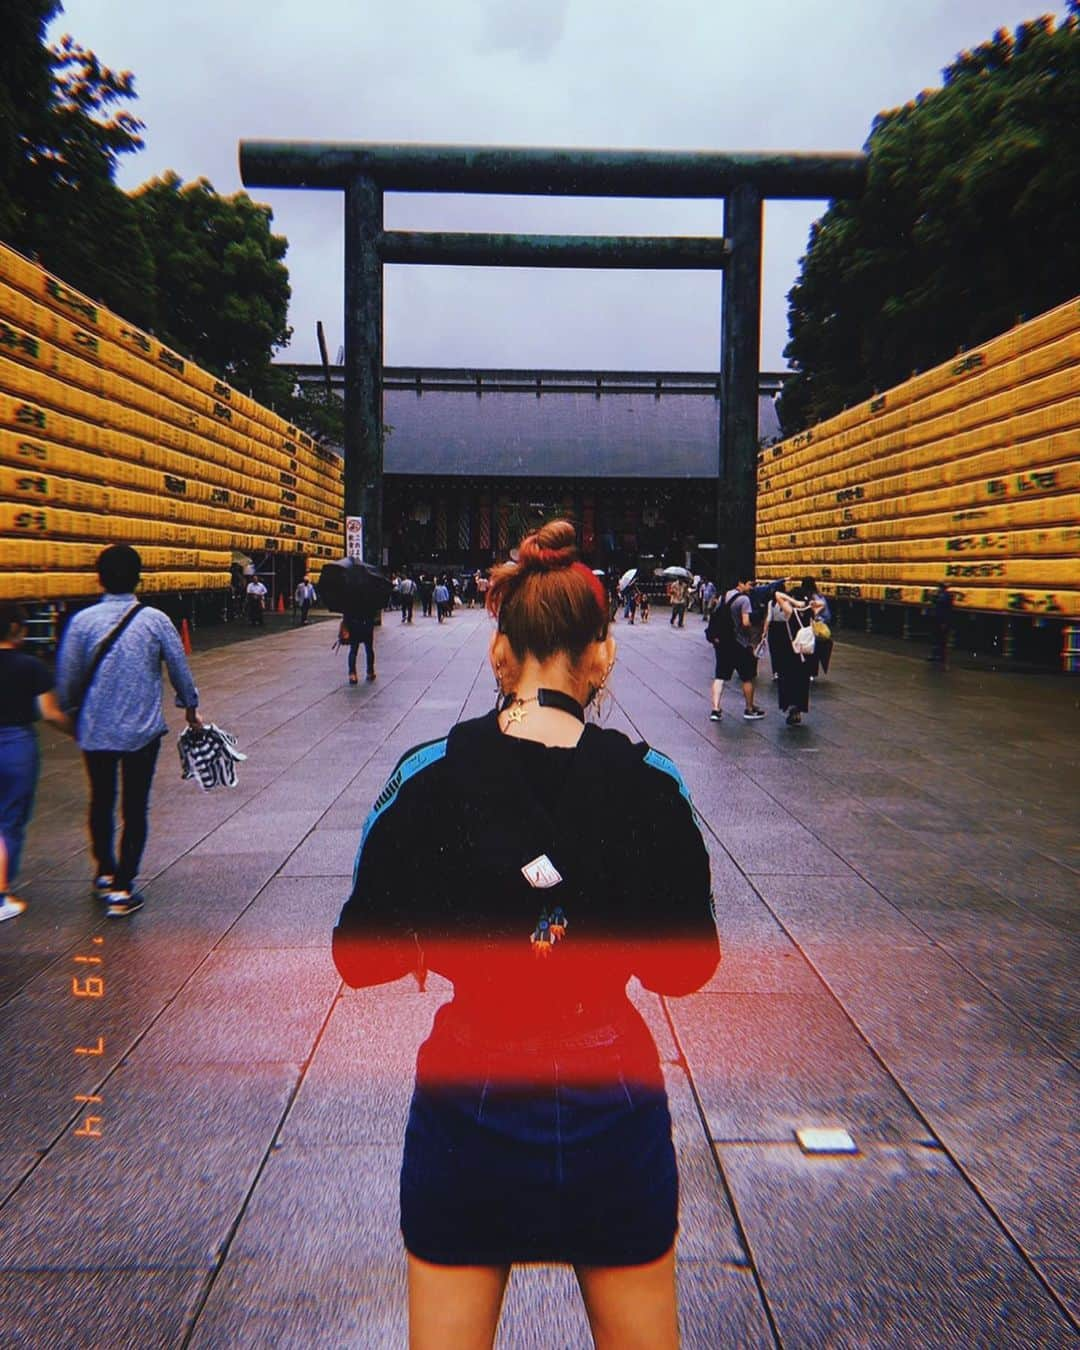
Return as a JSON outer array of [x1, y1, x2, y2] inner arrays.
[[317, 558, 393, 615]]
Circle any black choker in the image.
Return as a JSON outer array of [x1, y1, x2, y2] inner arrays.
[[537, 688, 585, 722], [503, 687, 586, 726]]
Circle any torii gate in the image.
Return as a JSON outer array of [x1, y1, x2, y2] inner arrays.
[[240, 141, 866, 577]]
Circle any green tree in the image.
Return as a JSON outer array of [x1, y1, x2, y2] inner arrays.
[[0, 10, 155, 324], [281, 381, 345, 444], [0, 1, 56, 240], [779, 6, 1080, 435], [131, 173, 292, 401]]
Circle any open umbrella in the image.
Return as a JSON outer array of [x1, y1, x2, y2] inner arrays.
[[618, 568, 637, 592], [317, 558, 392, 615], [657, 566, 692, 580]]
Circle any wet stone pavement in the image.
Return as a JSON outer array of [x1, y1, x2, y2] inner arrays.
[[1, 605, 1077, 1348]]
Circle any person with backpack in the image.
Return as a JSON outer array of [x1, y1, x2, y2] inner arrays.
[[56, 545, 203, 916], [772, 581, 826, 725], [0, 602, 73, 921], [705, 574, 765, 722]]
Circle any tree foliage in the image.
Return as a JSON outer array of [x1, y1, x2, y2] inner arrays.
[[1, 8, 155, 325], [779, 7, 1080, 435], [0, 7, 294, 403], [131, 173, 292, 403]]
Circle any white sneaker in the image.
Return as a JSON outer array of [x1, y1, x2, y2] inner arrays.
[[0, 895, 27, 922]]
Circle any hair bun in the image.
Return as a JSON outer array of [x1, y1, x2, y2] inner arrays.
[[516, 519, 578, 571]]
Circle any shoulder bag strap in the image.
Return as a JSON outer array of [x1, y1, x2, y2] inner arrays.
[[74, 603, 144, 713]]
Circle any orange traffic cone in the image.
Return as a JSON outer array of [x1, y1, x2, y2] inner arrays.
[[277, 592, 286, 613], [180, 617, 193, 654]]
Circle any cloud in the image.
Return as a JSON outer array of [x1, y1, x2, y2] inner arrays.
[[53, 0, 1071, 372], [479, 0, 569, 62]]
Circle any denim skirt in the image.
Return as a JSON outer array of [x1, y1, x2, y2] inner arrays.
[[400, 1042, 678, 1266]]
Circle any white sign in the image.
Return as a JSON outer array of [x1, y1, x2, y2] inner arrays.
[[345, 516, 363, 560]]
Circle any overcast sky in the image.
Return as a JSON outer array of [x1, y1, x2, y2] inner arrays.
[[55, 0, 1067, 373]]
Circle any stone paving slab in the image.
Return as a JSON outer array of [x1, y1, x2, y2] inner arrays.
[[125, 948, 339, 1069], [0, 1062, 296, 1270], [750, 874, 1079, 1259], [720, 1142, 1075, 1349], [670, 992, 928, 1145], [1, 605, 1076, 1346], [0, 1270, 206, 1350], [216, 875, 350, 950]]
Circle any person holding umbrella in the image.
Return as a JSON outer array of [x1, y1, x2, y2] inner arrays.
[[318, 558, 392, 685], [657, 566, 693, 628]]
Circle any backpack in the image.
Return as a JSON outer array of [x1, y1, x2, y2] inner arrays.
[[707, 591, 742, 647], [791, 611, 816, 658]]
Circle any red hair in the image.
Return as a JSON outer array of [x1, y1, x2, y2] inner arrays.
[[486, 520, 608, 663]]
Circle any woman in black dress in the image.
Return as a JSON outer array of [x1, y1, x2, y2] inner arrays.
[[773, 581, 826, 725], [333, 520, 720, 1348]]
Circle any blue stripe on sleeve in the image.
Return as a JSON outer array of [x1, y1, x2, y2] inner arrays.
[[352, 738, 448, 886], [643, 747, 693, 806]]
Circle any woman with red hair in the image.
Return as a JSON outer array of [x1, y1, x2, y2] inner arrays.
[[333, 520, 720, 1347]]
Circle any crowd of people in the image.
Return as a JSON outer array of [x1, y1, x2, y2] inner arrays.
[[705, 574, 834, 726], [385, 569, 491, 623]]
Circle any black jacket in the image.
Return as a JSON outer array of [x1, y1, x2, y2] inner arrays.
[[333, 713, 718, 1076]]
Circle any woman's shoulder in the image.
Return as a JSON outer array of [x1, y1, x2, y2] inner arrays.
[[582, 724, 690, 795]]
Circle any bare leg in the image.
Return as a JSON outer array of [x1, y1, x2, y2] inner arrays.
[[407, 1254, 510, 1350], [741, 678, 755, 711], [575, 1247, 680, 1350], [711, 678, 724, 712]]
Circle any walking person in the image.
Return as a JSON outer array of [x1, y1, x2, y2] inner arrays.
[[399, 574, 417, 624], [294, 575, 317, 626], [800, 577, 833, 680], [333, 519, 719, 1349], [245, 575, 267, 626], [705, 575, 765, 722], [433, 579, 450, 623], [928, 581, 954, 668], [56, 545, 203, 916], [668, 578, 688, 627], [341, 605, 377, 684], [701, 578, 717, 621], [764, 591, 788, 682], [622, 583, 638, 624], [772, 583, 825, 725], [0, 602, 72, 920], [418, 574, 434, 619], [639, 590, 651, 623]]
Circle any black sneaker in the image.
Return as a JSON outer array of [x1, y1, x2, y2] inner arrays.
[[709, 709, 722, 722], [106, 891, 144, 917], [743, 707, 766, 720], [786, 708, 803, 725], [92, 874, 115, 900]]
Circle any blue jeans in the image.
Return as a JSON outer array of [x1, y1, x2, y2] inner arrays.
[[0, 726, 40, 889]]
